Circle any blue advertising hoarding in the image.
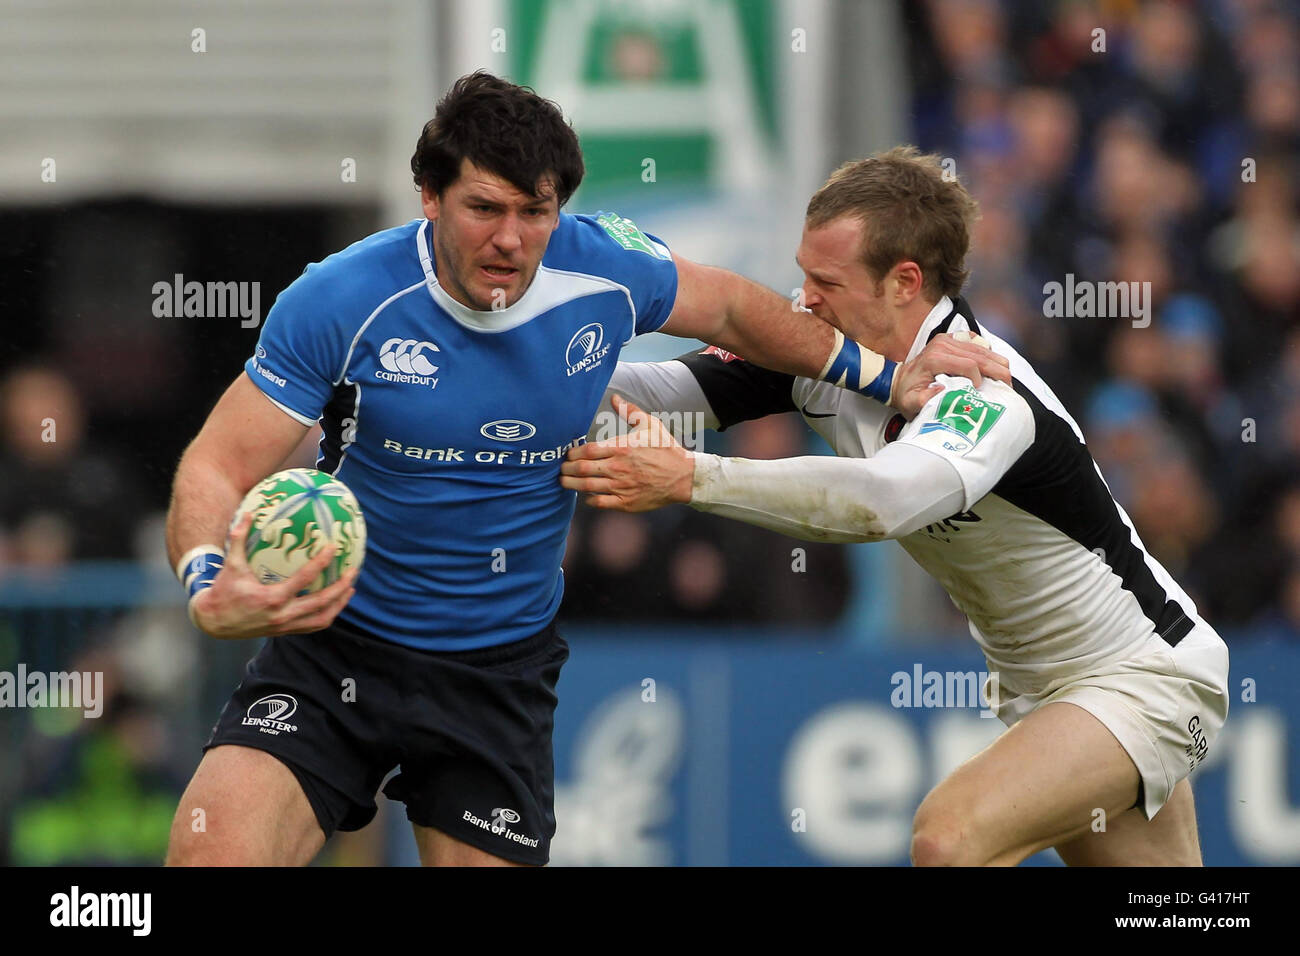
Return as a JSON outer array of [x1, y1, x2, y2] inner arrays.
[[546, 633, 1300, 866]]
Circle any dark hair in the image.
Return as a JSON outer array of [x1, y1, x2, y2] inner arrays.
[[806, 146, 979, 300], [410, 70, 584, 207]]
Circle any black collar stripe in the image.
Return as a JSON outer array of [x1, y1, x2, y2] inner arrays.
[[925, 296, 982, 343]]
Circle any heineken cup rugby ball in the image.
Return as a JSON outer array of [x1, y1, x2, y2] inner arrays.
[[234, 468, 366, 592]]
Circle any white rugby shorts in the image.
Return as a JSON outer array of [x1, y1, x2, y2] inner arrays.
[[985, 622, 1229, 819]]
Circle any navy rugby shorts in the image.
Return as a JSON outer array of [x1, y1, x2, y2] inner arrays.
[[204, 615, 568, 865]]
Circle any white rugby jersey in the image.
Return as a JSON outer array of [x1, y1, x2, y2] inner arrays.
[[604, 296, 1212, 692]]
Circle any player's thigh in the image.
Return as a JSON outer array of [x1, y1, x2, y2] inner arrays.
[[411, 824, 533, 867], [911, 701, 1141, 866], [1054, 777, 1202, 867], [166, 744, 325, 866]]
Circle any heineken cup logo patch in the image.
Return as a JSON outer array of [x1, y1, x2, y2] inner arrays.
[[596, 212, 668, 259], [934, 387, 1004, 444]]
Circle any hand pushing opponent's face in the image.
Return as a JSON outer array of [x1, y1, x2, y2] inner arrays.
[[423, 158, 561, 311]]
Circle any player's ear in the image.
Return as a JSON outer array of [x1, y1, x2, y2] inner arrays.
[[421, 183, 441, 222], [891, 261, 923, 305]]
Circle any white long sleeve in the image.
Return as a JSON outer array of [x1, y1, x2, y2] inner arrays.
[[690, 441, 967, 543]]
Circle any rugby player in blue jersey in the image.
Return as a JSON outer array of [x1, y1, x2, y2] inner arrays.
[[162, 72, 1007, 866]]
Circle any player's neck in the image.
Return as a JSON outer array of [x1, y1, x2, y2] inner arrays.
[[869, 301, 935, 363]]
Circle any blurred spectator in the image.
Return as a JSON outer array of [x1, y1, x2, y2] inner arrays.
[[0, 366, 148, 570], [7, 643, 183, 866], [661, 415, 852, 626], [562, 414, 851, 629], [1086, 381, 1165, 505]]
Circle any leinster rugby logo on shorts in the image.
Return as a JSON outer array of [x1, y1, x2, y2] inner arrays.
[[565, 323, 611, 376], [917, 386, 1005, 455], [242, 694, 299, 736]]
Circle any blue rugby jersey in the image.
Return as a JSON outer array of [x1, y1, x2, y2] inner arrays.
[[245, 212, 678, 649]]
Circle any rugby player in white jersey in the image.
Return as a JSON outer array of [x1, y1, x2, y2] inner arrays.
[[561, 146, 1230, 866]]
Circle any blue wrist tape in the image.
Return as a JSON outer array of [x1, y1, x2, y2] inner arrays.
[[821, 335, 898, 404], [177, 547, 224, 602]]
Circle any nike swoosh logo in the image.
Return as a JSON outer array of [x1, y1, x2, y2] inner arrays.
[[800, 404, 836, 419]]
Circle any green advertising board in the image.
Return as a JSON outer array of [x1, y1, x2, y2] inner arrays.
[[510, 0, 780, 199]]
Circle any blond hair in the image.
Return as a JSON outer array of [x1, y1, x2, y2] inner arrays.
[[805, 146, 979, 300]]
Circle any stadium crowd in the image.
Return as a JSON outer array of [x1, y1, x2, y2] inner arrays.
[[900, 0, 1300, 638]]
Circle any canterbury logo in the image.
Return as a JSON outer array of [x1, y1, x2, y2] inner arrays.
[[379, 338, 439, 376]]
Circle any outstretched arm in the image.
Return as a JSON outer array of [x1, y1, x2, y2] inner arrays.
[[687, 446, 965, 542], [565, 396, 963, 540], [563, 379, 1035, 540], [659, 254, 1010, 417]]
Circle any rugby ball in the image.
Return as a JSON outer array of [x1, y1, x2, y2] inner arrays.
[[233, 468, 366, 592]]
